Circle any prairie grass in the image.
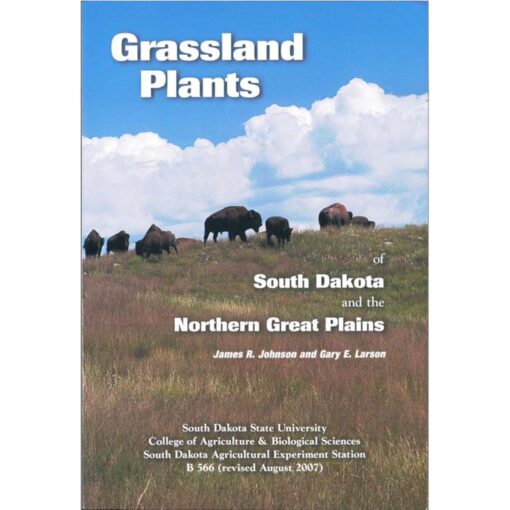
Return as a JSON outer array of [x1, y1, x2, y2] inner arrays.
[[83, 226, 427, 509]]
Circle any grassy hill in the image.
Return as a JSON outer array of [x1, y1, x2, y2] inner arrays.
[[83, 225, 427, 509]]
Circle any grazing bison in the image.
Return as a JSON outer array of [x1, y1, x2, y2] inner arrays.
[[83, 229, 104, 258], [135, 224, 178, 259], [106, 230, 130, 254], [204, 206, 262, 243], [161, 231, 178, 254], [265, 216, 293, 245], [139, 231, 163, 259], [318, 203, 351, 229], [351, 216, 376, 228], [145, 225, 178, 252], [135, 240, 144, 256]]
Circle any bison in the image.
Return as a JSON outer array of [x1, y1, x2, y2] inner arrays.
[[318, 203, 351, 229], [135, 240, 144, 256], [159, 231, 178, 254], [204, 206, 262, 243], [135, 224, 178, 259], [106, 230, 130, 254], [83, 229, 104, 258], [265, 216, 293, 246], [145, 224, 161, 235], [145, 225, 178, 250], [139, 231, 164, 259], [351, 216, 376, 228]]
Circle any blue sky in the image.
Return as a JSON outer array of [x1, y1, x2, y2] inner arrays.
[[82, 1, 428, 241], [83, 1, 427, 146]]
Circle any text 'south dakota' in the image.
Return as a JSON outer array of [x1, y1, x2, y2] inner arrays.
[[252, 273, 384, 289]]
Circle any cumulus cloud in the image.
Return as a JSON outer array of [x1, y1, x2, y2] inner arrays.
[[82, 78, 428, 239], [244, 105, 324, 178], [82, 132, 256, 235], [315, 79, 428, 176]]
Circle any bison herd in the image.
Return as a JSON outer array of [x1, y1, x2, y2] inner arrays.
[[83, 203, 375, 258]]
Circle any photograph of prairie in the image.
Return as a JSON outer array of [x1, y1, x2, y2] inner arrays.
[[82, 2, 427, 508], [83, 227, 427, 509]]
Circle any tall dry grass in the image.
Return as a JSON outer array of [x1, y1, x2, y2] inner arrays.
[[83, 226, 428, 509]]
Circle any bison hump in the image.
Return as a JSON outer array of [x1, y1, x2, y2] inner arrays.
[[146, 224, 162, 235]]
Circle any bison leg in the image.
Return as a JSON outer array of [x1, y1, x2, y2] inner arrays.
[[203, 229, 210, 244], [240, 232, 247, 242], [213, 232, 219, 243], [172, 242, 178, 254], [228, 232, 236, 242]]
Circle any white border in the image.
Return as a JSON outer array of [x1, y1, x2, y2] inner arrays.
[[430, 0, 510, 508], [2, 1, 510, 508], [1, 1, 80, 508]]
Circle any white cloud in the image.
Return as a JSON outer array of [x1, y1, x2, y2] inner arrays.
[[82, 78, 428, 239], [244, 105, 324, 178], [82, 132, 256, 237], [310, 78, 428, 175]]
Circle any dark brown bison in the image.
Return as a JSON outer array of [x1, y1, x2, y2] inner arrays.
[[204, 206, 262, 243], [160, 231, 178, 254], [135, 240, 144, 256], [106, 230, 130, 254], [265, 216, 293, 245], [139, 231, 163, 259], [318, 203, 351, 229], [351, 216, 376, 228], [83, 229, 104, 258], [135, 224, 178, 258]]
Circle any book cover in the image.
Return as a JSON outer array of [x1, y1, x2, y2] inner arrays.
[[82, 1, 428, 508]]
